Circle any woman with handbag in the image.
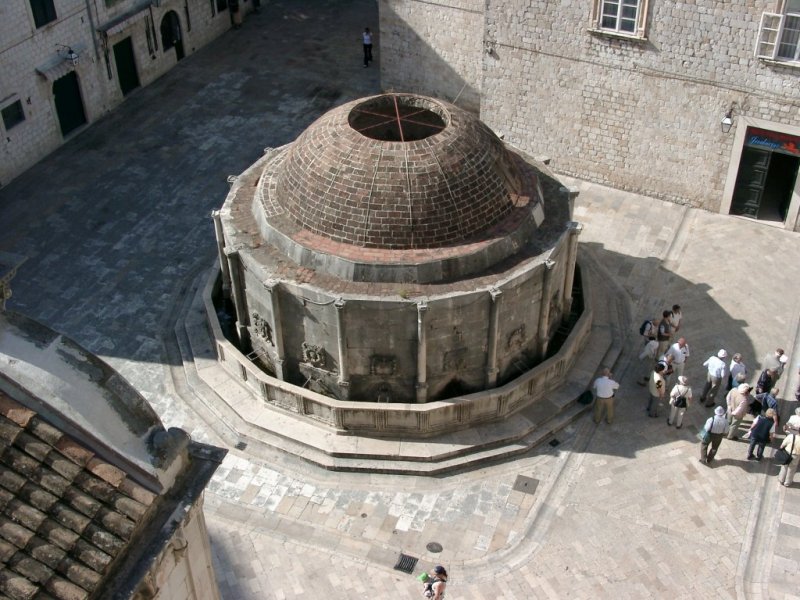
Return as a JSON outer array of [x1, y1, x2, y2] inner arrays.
[[777, 433, 799, 487], [667, 376, 692, 429]]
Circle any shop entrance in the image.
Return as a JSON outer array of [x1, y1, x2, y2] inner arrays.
[[730, 127, 800, 223], [52, 71, 87, 137]]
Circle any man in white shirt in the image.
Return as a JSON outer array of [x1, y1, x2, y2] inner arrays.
[[667, 337, 690, 378], [700, 349, 727, 407], [592, 368, 620, 425]]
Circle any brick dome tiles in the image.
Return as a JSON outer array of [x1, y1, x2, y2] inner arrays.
[[273, 94, 521, 250]]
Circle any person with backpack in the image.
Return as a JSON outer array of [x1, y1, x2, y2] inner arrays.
[[639, 317, 657, 343], [667, 376, 692, 429], [747, 408, 776, 461], [422, 565, 447, 599], [700, 406, 730, 465]]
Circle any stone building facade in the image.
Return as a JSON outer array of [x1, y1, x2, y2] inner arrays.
[[0, 0, 252, 187], [380, 0, 800, 231]]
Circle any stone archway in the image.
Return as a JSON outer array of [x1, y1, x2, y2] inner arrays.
[[160, 11, 185, 61]]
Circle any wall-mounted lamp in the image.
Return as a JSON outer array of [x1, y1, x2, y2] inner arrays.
[[720, 102, 740, 134], [56, 44, 79, 67], [720, 109, 733, 134]]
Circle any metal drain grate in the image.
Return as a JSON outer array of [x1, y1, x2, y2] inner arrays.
[[394, 553, 418, 574], [549, 438, 561, 447], [234, 441, 248, 451], [513, 475, 540, 495]]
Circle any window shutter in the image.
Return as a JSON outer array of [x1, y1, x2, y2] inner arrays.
[[756, 12, 783, 59]]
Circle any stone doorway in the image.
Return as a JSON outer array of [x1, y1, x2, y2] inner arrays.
[[160, 11, 185, 61]]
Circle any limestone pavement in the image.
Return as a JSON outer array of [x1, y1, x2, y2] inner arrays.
[[0, 1, 799, 598]]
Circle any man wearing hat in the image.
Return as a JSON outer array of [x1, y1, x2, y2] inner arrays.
[[726, 382, 754, 440], [700, 405, 730, 465], [700, 349, 728, 407]]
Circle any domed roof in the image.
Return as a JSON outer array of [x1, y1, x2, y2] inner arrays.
[[274, 94, 522, 249]]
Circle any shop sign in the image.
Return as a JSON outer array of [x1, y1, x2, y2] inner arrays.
[[745, 127, 800, 156]]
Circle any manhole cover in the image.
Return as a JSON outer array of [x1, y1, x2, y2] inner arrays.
[[513, 475, 539, 495], [426, 542, 443, 553], [549, 438, 561, 447], [394, 553, 418, 574]]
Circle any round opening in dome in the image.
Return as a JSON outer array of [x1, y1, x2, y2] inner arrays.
[[348, 95, 448, 142]]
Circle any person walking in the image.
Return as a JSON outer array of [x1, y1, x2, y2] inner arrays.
[[648, 363, 666, 418], [778, 432, 800, 487], [593, 368, 620, 425], [700, 349, 727, 407], [362, 27, 373, 67], [422, 565, 448, 599], [747, 408, 776, 461], [726, 383, 753, 440], [700, 406, 729, 465], [667, 376, 692, 428]]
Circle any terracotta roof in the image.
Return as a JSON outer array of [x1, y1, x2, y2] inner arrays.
[[0, 391, 155, 600]]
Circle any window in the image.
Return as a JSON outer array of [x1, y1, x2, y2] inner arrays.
[[591, 0, 649, 39], [29, 0, 57, 28], [757, 1, 800, 61], [1, 101, 25, 131]]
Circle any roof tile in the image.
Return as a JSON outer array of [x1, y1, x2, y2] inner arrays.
[[9, 554, 53, 584], [44, 455, 82, 483], [0, 538, 18, 562], [117, 479, 156, 507], [0, 518, 35, 550], [26, 537, 66, 570], [82, 524, 124, 556], [58, 559, 100, 591], [36, 521, 79, 552], [110, 495, 147, 521], [0, 397, 34, 429], [0, 569, 39, 600], [52, 440, 92, 468], [59, 490, 100, 520], [71, 475, 115, 505], [47, 506, 89, 537], [14, 432, 51, 463], [95, 509, 135, 541], [84, 460, 125, 489], [71, 540, 111, 573], [43, 575, 88, 600], [26, 420, 63, 447], [6, 500, 47, 532], [0, 418, 22, 446], [16, 484, 58, 514], [0, 468, 26, 495]]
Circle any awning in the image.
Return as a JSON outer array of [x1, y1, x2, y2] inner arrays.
[[98, 0, 151, 37], [35, 43, 86, 82], [35, 60, 74, 82]]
